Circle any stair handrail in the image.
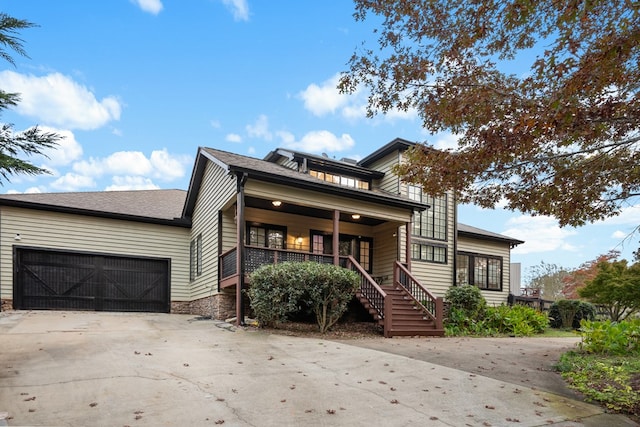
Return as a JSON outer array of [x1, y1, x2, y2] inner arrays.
[[393, 261, 443, 330], [347, 256, 392, 337]]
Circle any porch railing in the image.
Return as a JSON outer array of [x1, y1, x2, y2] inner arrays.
[[219, 245, 346, 282], [394, 261, 443, 330], [346, 255, 392, 337]]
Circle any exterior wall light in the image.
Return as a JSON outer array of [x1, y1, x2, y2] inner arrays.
[[272, 200, 282, 207], [351, 214, 361, 220]]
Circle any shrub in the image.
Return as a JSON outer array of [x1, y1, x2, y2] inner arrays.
[[300, 262, 360, 333], [549, 300, 596, 329], [579, 319, 640, 356], [248, 262, 359, 333], [248, 262, 308, 328], [445, 285, 487, 317], [484, 304, 549, 336]]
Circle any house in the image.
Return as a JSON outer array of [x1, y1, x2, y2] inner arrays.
[[0, 138, 523, 336]]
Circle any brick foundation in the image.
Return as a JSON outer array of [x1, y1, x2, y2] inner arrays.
[[171, 292, 237, 320], [1, 299, 13, 312]]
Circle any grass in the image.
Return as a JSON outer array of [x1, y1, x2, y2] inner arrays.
[[556, 351, 640, 417], [540, 328, 581, 338]]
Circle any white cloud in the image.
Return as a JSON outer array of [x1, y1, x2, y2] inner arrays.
[[597, 204, 640, 226], [72, 149, 190, 182], [299, 73, 419, 124], [210, 120, 221, 129], [246, 115, 272, 141], [299, 74, 349, 116], [132, 0, 163, 14], [221, 0, 249, 21], [503, 215, 579, 255], [612, 230, 628, 239], [35, 127, 83, 167], [6, 187, 43, 194], [106, 176, 160, 191], [226, 133, 242, 143], [276, 130, 295, 145], [149, 149, 191, 180], [0, 71, 121, 130], [50, 173, 96, 191], [431, 132, 461, 150], [283, 130, 355, 153], [247, 146, 256, 155]]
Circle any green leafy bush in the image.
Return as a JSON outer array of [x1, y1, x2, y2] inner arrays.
[[485, 304, 549, 336], [445, 285, 487, 317], [579, 319, 640, 356], [248, 262, 359, 333], [444, 286, 547, 336], [549, 300, 596, 329], [248, 262, 308, 328]]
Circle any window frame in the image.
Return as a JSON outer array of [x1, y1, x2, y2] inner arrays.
[[246, 223, 287, 249], [309, 168, 370, 190], [456, 251, 503, 291], [408, 185, 447, 241], [410, 242, 447, 264], [190, 233, 202, 281]]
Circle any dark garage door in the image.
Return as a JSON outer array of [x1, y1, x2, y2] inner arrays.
[[14, 248, 170, 312]]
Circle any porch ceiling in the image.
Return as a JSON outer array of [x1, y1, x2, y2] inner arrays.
[[245, 196, 385, 226]]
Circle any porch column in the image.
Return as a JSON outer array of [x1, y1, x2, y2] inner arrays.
[[405, 222, 411, 270], [236, 172, 248, 326], [333, 210, 340, 265]]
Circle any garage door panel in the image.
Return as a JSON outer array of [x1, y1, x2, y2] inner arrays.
[[15, 248, 169, 313]]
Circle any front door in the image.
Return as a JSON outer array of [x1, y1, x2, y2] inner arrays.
[[311, 231, 373, 272]]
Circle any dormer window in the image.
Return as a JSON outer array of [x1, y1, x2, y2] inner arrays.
[[309, 169, 370, 190]]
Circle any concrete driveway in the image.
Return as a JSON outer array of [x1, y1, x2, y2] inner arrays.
[[0, 311, 637, 427]]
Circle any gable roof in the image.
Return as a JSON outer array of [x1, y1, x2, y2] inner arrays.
[[183, 147, 428, 218], [458, 223, 524, 246], [0, 189, 190, 227], [358, 137, 416, 167], [264, 148, 384, 179]]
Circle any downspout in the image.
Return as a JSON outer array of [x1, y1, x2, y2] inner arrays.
[[235, 172, 248, 326], [333, 210, 340, 265], [452, 193, 458, 286]]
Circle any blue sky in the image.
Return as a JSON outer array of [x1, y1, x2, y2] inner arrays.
[[1, 0, 638, 282]]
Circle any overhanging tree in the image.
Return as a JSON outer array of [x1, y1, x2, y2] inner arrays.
[[0, 12, 60, 183], [339, 1, 639, 227]]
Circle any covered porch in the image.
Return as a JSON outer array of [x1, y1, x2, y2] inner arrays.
[[217, 179, 443, 336]]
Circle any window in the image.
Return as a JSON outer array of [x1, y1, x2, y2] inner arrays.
[[359, 240, 371, 271], [190, 234, 202, 281], [310, 231, 373, 272], [309, 169, 370, 190], [408, 185, 447, 240], [456, 252, 502, 291], [247, 224, 286, 249], [411, 243, 447, 263]]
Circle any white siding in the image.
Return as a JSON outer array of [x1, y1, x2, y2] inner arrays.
[[189, 160, 237, 300], [457, 236, 511, 306], [0, 207, 190, 301]]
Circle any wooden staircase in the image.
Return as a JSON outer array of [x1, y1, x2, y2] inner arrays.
[[349, 257, 445, 338], [356, 284, 445, 337]]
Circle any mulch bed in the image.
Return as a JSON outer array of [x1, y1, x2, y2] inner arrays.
[[248, 321, 383, 339]]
